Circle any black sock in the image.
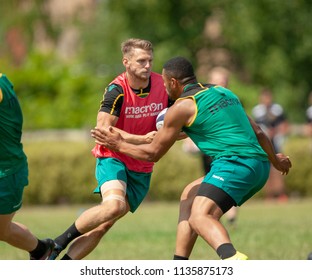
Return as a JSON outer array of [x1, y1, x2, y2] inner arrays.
[[173, 254, 189, 260], [216, 243, 236, 259], [54, 223, 82, 249], [61, 254, 72, 260], [29, 239, 47, 259]]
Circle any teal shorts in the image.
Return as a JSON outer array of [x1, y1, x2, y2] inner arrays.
[[93, 157, 151, 213], [202, 156, 270, 206], [0, 163, 29, 214]]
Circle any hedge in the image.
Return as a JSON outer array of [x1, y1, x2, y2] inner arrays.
[[22, 136, 311, 205]]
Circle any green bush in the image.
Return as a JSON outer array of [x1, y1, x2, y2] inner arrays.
[[24, 140, 99, 205], [283, 136, 312, 196], [22, 136, 311, 205]]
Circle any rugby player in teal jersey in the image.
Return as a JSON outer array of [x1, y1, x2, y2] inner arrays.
[[91, 57, 292, 260], [0, 73, 54, 259]]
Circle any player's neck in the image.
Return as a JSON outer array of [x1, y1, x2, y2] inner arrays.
[[126, 73, 149, 90]]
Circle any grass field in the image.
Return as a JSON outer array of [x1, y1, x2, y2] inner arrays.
[[0, 198, 311, 260]]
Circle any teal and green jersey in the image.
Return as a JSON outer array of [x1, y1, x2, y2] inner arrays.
[[0, 73, 27, 178], [180, 83, 268, 161]]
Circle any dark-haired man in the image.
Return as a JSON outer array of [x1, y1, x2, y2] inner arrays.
[[91, 56, 292, 260]]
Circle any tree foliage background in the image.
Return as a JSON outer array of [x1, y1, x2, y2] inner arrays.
[[1, 0, 312, 128]]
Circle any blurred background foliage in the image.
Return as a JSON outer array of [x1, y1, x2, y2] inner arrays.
[[1, 0, 312, 128]]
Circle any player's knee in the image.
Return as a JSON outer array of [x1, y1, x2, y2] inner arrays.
[[101, 195, 127, 219], [188, 214, 201, 233], [107, 201, 125, 219]]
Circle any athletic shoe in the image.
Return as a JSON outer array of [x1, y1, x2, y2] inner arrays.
[[307, 252, 312, 260], [223, 251, 248, 260], [48, 243, 63, 260], [30, 238, 55, 260]]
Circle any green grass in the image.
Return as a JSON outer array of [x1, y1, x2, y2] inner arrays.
[[0, 198, 311, 260]]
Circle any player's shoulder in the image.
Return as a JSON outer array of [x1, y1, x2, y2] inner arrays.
[[0, 74, 13, 103], [106, 83, 123, 93], [104, 83, 124, 101], [174, 97, 196, 117]]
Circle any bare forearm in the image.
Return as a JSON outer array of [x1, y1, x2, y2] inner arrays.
[[113, 127, 152, 144], [96, 112, 149, 144], [256, 131, 278, 164], [118, 141, 159, 162], [248, 116, 278, 164]]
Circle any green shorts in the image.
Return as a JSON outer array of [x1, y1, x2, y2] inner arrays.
[[0, 163, 29, 214], [202, 156, 270, 206], [93, 157, 151, 213]]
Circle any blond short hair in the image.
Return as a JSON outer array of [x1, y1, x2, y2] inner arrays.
[[121, 38, 153, 57]]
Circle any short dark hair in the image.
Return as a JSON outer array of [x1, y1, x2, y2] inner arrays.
[[163, 57, 196, 84]]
